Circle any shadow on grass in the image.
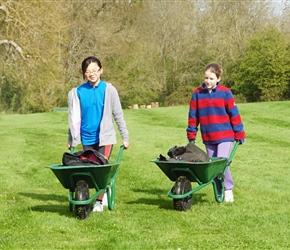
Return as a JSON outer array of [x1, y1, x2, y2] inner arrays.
[[127, 188, 208, 210], [19, 192, 67, 202], [29, 204, 74, 217], [18, 192, 74, 217]]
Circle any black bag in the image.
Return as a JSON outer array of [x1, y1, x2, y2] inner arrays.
[[167, 142, 210, 162], [62, 149, 109, 166]]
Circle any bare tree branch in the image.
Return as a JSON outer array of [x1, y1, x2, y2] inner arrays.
[[0, 4, 11, 22], [0, 39, 25, 59]]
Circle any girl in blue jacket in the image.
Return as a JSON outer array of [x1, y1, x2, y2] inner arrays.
[[68, 56, 129, 212]]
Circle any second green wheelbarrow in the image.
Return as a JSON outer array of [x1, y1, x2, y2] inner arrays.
[[151, 141, 240, 211]]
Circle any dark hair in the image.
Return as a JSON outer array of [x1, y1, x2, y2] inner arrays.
[[81, 56, 102, 79], [204, 63, 222, 79]]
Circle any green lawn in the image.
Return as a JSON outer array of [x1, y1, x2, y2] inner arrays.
[[0, 101, 289, 249]]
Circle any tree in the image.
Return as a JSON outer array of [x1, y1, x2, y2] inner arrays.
[[115, 1, 201, 106], [1, 0, 289, 113], [232, 28, 290, 102], [0, 1, 29, 113]]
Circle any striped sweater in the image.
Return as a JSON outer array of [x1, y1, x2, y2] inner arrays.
[[186, 82, 245, 144]]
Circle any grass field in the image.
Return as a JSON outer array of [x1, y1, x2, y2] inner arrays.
[[0, 101, 289, 249]]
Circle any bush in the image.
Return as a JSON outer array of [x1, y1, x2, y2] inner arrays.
[[232, 28, 290, 102]]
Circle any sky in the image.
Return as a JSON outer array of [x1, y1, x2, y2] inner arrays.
[[270, 0, 290, 15]]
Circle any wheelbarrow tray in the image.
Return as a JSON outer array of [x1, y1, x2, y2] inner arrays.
[[47, 162, 119, 190], [151, 157, 227, 183]]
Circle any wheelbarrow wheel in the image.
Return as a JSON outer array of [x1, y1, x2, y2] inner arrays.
[[75, 180, 90, 219], [173, 176, 192, 211]]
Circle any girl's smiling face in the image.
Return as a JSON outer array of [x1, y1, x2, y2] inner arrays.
[[204, 70, 221, 91], [84, 62, 103, 86]]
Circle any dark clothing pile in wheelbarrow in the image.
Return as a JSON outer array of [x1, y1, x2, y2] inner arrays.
[[159, 142, 210, 163], [62, 149, 109, 166]]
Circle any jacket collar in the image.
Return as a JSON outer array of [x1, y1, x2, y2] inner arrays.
[[201, 81, 220, 92]]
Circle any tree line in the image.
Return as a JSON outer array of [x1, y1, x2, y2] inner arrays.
[[0, 0, 289, 113]]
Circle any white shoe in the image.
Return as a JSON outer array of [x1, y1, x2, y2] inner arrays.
[[224, 190, 234, 202], [93, 200, 103, 212]]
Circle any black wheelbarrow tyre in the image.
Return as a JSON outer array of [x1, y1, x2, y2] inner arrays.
[[75, 180, 90, 219], [173, 176, 192, 211]]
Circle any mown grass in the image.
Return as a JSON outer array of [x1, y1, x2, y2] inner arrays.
[[0, 101, 289, 249]]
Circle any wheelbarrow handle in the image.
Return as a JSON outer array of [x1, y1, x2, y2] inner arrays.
[[228, 140, 241, 163], [223, 141, 241, 175], [223, 141, 242, 175], [117, 145, 125, 163]]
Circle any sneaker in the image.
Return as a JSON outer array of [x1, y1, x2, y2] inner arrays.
[[93, 200, 103, 212], [224, 190, 234, 202]]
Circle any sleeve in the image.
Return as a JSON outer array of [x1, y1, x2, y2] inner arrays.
[[226, 91, 245, 140], [68, 88, 82, 146], [111, 87, 129, 142], [186, 91, 199, 140]]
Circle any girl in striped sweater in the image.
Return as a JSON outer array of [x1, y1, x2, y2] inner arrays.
[[187, 63, 245, 202]]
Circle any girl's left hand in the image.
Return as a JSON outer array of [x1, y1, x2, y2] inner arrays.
[[123, 141, 129, 149]]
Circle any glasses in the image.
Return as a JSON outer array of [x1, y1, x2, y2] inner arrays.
[[85, 68, 100, 75]]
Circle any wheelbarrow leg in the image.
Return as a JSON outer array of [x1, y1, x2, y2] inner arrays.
[[213, 174, 225, 203], [107, 179, 115, 210]]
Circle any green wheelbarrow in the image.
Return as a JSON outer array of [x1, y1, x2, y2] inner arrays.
[[150, 141, 240, 211], [46, 146, 124, 219]]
